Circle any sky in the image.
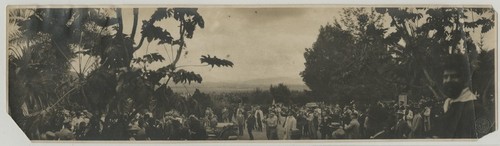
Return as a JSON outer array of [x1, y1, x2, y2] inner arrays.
[[120, 7, 346, 84], [120, 7, 496, 86]]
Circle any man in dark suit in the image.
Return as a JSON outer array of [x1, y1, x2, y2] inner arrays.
[[440, 54, 477, 138], [246, 111, 256, 140]]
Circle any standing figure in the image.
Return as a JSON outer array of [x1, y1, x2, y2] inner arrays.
[[275, 106, 282, 124], [440, 54, 477, 138], [246, 111, 256, 140], [319, 112, 332, 139], [222, 107, 229, 123], [410, 108, 425, 138], [395, 111, 410, 138], [265, 112, 279, 140], [296, 112, 307, 138], [255, 107, 264, 132], [344, 113, 360, 139], [423, 106, 431, 136], [235, 112, 245, 136], [405, 106, 414, 128], [282, 112, 297, 140], [307, 111, 317, 139]]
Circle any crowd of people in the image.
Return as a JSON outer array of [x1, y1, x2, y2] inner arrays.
[[39, 76, 485, 141], [227, 97, 446, 140], [39, 107, 222, 140], [38, 96, 450, 141]]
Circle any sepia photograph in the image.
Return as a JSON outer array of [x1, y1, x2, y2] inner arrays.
[[5, 4, 497, 143]]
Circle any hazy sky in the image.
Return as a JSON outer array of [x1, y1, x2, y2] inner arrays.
[[61, 7, 494, 85], [121, 7, 345, 84]]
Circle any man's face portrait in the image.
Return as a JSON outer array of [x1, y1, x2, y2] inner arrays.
[[442, 70, 465, 99]]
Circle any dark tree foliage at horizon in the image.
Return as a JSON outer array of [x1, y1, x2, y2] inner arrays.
[[301, 8, 397, 104], [270, 83, 292, 105], [301, 8, 495, 107]]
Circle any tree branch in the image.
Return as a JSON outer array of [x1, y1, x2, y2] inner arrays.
[[134, 36, 145, 50], [116, 8, 124, 35], [176, 64, 209, 68], [26, 86, 77, 117], [171, 20, 186, 67], [53, 41, 81, 74], [131, 8, 139, 40], [165, 76, 172, 85], [423, 68, 444, 99], [426, 84, 441, 100], [390, 14, 413, 43]]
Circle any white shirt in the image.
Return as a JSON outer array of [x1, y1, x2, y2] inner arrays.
[[255, 110, 264, 119], [283, 116, 297, 130], [443, 88, 477, 113]]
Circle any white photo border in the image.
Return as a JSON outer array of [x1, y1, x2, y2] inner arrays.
[[1, 0, 498, 146]]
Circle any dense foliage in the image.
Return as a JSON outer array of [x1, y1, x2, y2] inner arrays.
[[8, 8, 233, 139], [301, 8, 495, 107]]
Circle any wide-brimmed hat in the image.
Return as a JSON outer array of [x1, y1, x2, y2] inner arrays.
[[44, 131, 56, 140], [63, 118, 71, 124], [128, 125, 141, 131], [329, 122, 341, 127]]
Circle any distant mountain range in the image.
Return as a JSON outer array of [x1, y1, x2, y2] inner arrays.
[[169, 77, 309, 93]]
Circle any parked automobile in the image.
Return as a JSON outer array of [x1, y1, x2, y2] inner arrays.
[[207, 123, 238, 140], [305, 102, 319, 108]]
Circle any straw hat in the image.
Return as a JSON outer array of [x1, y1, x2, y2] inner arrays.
[[128, 125, 141, 131]]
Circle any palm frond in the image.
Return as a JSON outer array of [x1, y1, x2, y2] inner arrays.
[[8, 8, 34, 24]]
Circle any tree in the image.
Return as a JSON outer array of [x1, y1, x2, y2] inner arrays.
[[301, 8, 396, 103], [289, 90, 311, 106], [374, 7, 495, 101], [192, 89, 213, 112], [270, 83, 291, 105], [373, 7, 495, 138], [8, 7, 233, 139], [8, 8, 111, 139], [249, 88, 273, 105], [471, 48, 494, 115], [302, 7, 495, 105]]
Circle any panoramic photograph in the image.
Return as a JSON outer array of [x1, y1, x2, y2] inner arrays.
[[7, 6, 496, 141]]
